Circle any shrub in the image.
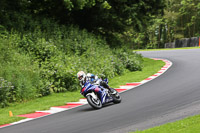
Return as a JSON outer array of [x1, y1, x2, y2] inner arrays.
[[0, 77, 14, 108], [0, 36, 41, 102], [0, 20, 144, 105], [113, 48, 143, 71]]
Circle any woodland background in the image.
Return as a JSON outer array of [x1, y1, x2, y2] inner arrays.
[[0, 0, 199, 107]]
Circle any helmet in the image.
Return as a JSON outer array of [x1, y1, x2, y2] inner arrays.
[[77, 71, 86, 82]]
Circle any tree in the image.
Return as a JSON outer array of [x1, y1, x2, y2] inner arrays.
[[70, 0, 165, 47], [0, 0, 166, 48]]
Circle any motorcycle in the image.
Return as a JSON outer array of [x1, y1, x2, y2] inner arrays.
[[80, 79, 121, 109]]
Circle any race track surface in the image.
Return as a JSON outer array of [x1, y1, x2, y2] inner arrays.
[[1, 49, 200, 133]]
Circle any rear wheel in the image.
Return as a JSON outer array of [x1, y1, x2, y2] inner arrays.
[[110, 88, 122, 104], [86, 94, 102, 109]]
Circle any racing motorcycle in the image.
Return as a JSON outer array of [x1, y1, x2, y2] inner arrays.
[[80, 79, 121, 109]]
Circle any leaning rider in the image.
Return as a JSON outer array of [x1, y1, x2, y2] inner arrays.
[[77, 71, 110, 90]]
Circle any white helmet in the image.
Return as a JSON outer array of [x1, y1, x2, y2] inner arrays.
[[77, 71, 86, 82]]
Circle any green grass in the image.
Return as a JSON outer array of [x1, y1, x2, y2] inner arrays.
[[0, 91, 83, 125], [0, 58, 165, 125], [134, 46, 200, 51], [134, 114, 200, 133]]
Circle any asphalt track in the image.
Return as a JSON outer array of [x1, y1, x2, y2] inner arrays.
[[1, 49, 200, 133]]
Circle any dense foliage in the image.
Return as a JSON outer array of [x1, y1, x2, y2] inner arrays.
[[0, 0, 165, 47], [1, 0, 199, 49], [1, 0, 198, 107], [0, 20, 143, 107], [0, 77, 14, 108], [133, 0, 200, 49], [0, 0, 165, 107]]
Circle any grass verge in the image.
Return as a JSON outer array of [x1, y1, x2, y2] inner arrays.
[[134, 114, 200, 133], [109, 58, 165, 88], [0, 58, 165, 125], [0, 91, 83, 125]]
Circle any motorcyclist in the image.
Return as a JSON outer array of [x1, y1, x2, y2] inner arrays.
[[77, 71, 110, 90]]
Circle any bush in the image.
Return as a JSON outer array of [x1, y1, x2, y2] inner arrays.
[[113, 48, 143, 71], [0, 36, 41, 103], [0, 19, 144, 105], [15, 26, 129, 92], [0, 77, 14, 108]]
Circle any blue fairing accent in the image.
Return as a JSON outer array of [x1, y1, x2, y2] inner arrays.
[[103, 78, 109, 84], [81, 82, 92, 95], [80, 80, 113, 104], [100, 88, 107, 104]]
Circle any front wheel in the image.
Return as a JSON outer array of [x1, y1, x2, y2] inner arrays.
[[86, 93, 102, 109], [110, 88, 122, 104]]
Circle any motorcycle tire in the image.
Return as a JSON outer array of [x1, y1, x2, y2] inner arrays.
[[86, 95, 102, 109], [110, 88, 122, 104]]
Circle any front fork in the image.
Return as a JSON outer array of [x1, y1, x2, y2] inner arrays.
[[86, 92, 98, 100], [87, 89, 107, 104]]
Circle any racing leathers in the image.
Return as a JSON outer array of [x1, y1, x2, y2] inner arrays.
[[80, 73, 110, 90]]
